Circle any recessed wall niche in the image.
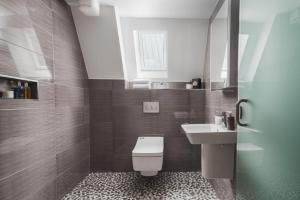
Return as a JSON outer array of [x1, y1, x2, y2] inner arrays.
[[0, 74, 38, 100]]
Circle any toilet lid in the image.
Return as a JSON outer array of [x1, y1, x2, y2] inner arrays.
[[132, 137, 164, 157]]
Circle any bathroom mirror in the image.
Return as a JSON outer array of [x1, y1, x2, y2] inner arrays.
[[210, 0, 239, 90]]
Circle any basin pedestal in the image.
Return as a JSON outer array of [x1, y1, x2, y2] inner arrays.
[[201, 144, 235, 179], [181, 124, 237, 179]]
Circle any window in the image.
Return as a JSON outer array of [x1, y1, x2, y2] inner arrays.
[[134, 31, 167, 72]]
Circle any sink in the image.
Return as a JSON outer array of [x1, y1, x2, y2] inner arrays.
[[181, 123, 237, 179], [181, 124, 237, 144]]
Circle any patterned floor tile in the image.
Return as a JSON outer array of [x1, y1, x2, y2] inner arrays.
[[62, 172, 220, 200]]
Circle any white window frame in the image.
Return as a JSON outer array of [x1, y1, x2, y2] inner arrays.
[[135, 30, 168, 72]]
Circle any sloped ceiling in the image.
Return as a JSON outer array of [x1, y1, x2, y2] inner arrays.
[[100, 0, 218, 19]]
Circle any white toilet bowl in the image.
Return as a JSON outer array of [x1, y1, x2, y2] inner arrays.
[[132, 137, 164, 176]]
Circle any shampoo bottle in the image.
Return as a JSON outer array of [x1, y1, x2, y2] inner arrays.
[[24, 82, 31, 99]]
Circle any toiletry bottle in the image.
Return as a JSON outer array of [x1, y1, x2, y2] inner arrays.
[[222, 111, 228, 127], [24, 82, 31, 99], [24, 82, 27, 99], [227, 113, 235, 130], [9, 81, 16, 99], [14, 81, 21, 99], [6, 90, 14, 99], [215, 112, 223, 127], [19, 81, 24, 99]]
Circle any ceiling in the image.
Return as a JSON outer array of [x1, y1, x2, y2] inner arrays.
[[100, 0, 218, 19]]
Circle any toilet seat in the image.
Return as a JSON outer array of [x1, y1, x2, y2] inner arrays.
[[132, 137, 164, 157]]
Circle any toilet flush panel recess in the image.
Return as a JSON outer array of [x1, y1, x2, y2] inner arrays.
[[143, 102, 159, 113]]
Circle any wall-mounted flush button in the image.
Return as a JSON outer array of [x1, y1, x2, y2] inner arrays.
[[143, 102, 159, 113]]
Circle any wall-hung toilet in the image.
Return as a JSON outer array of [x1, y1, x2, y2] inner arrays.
[[132, 137, 164, 176]]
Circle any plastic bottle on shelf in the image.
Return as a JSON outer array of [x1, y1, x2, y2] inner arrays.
[[24, 82, 32, 99], [15, 81, 24, 99]]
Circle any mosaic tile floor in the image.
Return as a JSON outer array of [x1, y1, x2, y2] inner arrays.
[[62, 172, 221, 200]]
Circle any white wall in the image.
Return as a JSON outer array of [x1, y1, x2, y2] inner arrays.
[[120, 18, 209, 82], [71, 6, 125, 79]]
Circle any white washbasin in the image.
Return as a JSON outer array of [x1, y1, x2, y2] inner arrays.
[[181, 124, 237, 144]]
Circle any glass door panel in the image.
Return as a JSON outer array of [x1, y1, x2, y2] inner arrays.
[[237, 0, 300, 199]]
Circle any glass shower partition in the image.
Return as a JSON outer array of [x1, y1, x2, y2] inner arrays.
[[237, 0, 300, 199]]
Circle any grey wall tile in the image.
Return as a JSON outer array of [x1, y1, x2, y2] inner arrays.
[[0, 108, 55, 141], [0, 13, 53, 59], [56, 158, 90, 199], [0, 157, 57, 200], [91, 122, 114, 155], [205, 89, 221, 108], [51, 0, 74, 24], [113, 155, 133, 172], [204, 90, 237, 123], [89, 81, 206, 172], [91, 153, 113, 172], [112, 80, 125, 90], [163, 156, 194, 172], [189, 108, 206, 124], [112, 90, 151, 106], [113, 80, 126, 90], [192, 153, 202, 171], [55, 106, 86, 130], [56, 85, 87, 107], [113, 105, 156, 138], [41, 0, 52, 8], [55, 124, 90, 154], [56, 139, 90, 175], [89, 79, 113, 90], [25, 179, 57, 200], [167, 82, 187, 89], [0, 132, 55, 180], [0, 0, 90, 199], [89, 90, 112, 106], [114, 137, 138, 157], [156, 105, 190, 137], [151, 90, 189, 106], [189, 90, 205, 109], [90, 106, 112, 123], [221, 90, 238, 106], [90, 122, 113, 137], [164, 137, 193, 158], [0, 0, 53, 34]]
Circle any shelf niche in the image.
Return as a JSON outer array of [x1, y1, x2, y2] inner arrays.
[[0, 74, 39, 100]]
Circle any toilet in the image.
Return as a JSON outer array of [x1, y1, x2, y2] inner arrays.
[[132, 137, 164, 176]]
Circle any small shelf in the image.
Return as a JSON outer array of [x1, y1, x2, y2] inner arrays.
[[0, 74, 39, 100], [211, 86, 237, 92]]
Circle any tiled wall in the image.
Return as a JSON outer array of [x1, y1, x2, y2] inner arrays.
[[204, 90, 237, 123], [0, 0, 90, 199], [89, 80, 204, 172]]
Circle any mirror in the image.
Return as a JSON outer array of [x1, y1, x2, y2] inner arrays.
[[210, 0, 239, 90]]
